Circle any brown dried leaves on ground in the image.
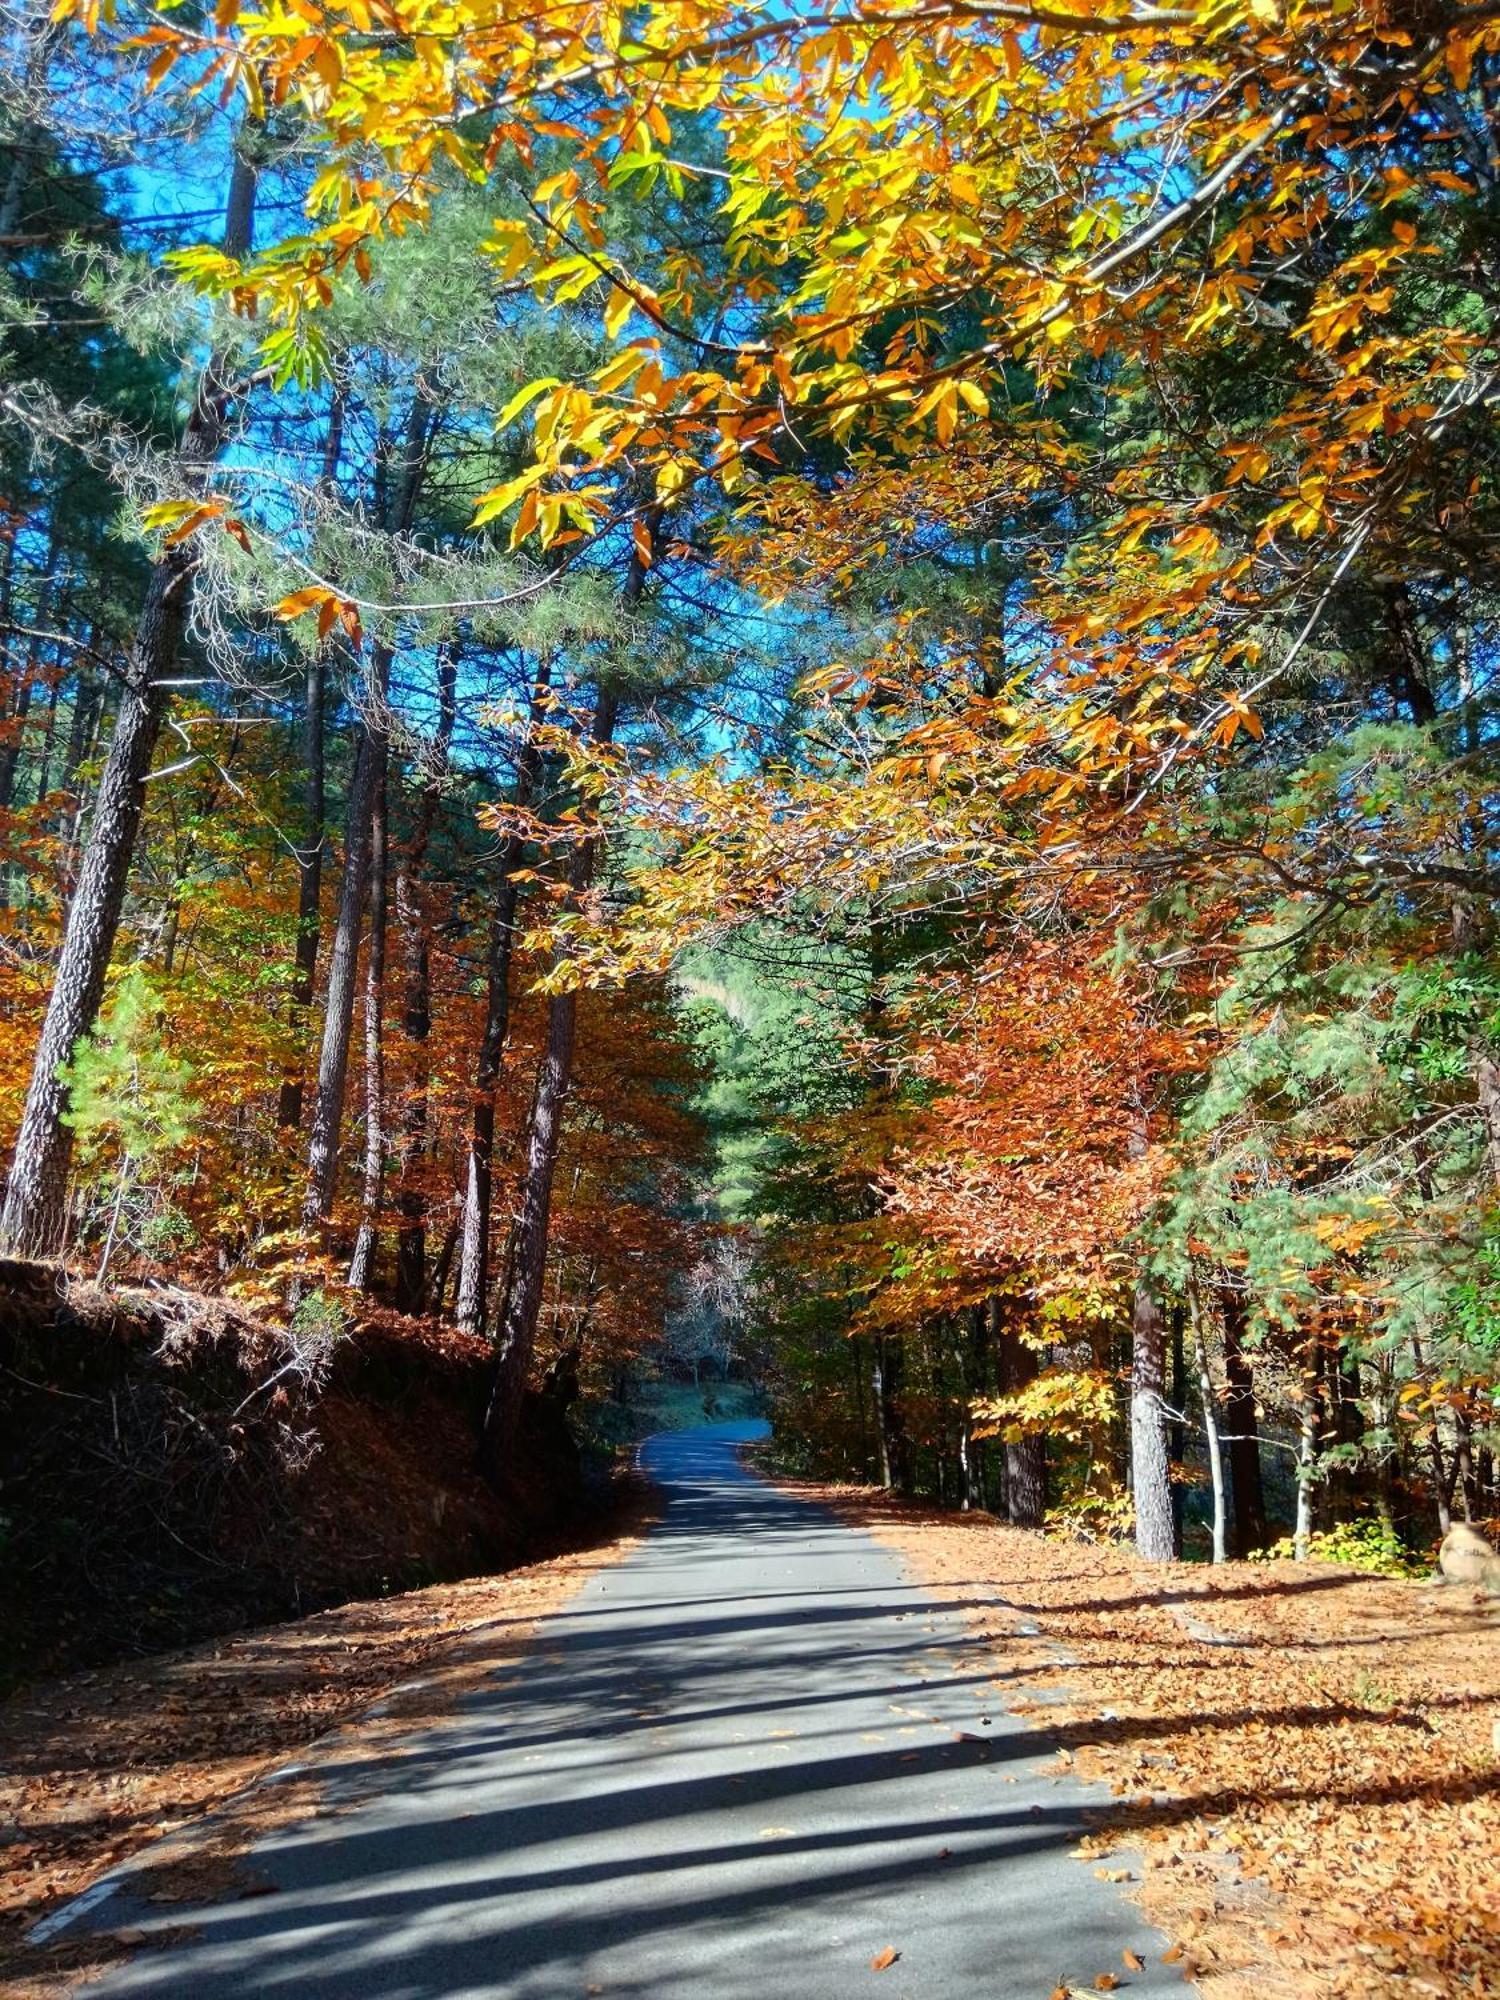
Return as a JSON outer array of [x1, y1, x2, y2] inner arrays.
[[0, 1491, 654, 1998], [798, 1485, 1500, 2000]]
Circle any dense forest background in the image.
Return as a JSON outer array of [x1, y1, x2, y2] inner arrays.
[[2, 0, 1499, 1606]]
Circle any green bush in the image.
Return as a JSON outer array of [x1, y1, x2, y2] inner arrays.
[[1248, 1515, 1423, 1578]]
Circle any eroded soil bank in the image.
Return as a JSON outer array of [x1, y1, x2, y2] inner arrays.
[[0, 1259, 592, 1685]]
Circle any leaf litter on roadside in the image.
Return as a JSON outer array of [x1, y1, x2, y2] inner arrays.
[[803, 1483, 1500, 2000]]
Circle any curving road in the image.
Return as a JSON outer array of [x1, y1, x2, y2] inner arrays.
[[83, 1422, 1187, 1998]]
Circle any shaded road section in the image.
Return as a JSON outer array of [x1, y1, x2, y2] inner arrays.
[[87, 1422, 1187, 1998]]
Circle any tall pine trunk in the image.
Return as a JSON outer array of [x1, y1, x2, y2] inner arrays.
[[0, 147, 257, 1256], [480, 684, 618, 1469], [454, 667, 549, 1336], [871, 1342, 894, 1489], [302, 671, 387, 1228], [299, 393, 431, 1233], [0, 519, 57, 820], [276, 395, 341, 1128], [347, 764, 387, 1290], [1220, 1284, 1268, 1555], [1293, 1338, 1326, 1558], [1188, 1277, 1228, 1563], [1131, 1278, 1176, 1561], [392, 646, 456, 1310], [1127, 1087, 1174, 1562]]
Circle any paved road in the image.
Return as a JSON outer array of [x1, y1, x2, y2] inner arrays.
[[85, 1423, 1186, 1998]]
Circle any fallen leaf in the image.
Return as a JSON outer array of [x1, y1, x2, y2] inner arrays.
[[1161, 1946, 1184, 1964], [870, 1946, 900, 1971], [1122, 1950, 1144, 1972], [1094, 1977, 1119, 1992]]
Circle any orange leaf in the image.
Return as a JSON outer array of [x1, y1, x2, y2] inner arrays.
[[870, 1947, 900, 1971]]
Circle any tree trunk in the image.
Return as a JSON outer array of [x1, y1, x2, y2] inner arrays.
[[1454, 1405, 1477, 1524], [392, 645, 456, 1311], [425, 1216, 458, 1316], [1293, 1339, 1325, 1559], [850, 1333, 873, 1482], [0, 646, 38, 815], [480, 975, 580, 1462], [480, 684, 618, 1469], [1383, 582, 1439, 727], [58, 667, 102, 830], [276, 396, 341, 1128], [299, 393, 431, 1233], [1190, 1282, 1227, 1563], [955, 1310, 983, 1510], [1220, 1284, 1268, 1556], [0, 519, 59, 827], [0, 145, 258, 1256], [1168, 1302, 1187, 1556], [991, 1296, 1045, 1527], [1327, 1343, 1365, 1521], [1131, 1278, 1176, 1562], [347, 764, 387, 1291], [0, 13, 57, 242], [1473, 1049, 1500, 1195], [871, 1336, 912, 1494], [301, 681, 385, 1229], [871, 1342, 894, 1489], [454, 666, 549, 1337], [32, 654, 63, 808]]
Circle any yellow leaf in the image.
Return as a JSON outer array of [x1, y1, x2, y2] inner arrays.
[[495, 377, 560, 432], [603, 285, 632, 341], [655, 460, 688, 501], [594, 346, 650, 394], [471, 468, 543, 529], [140, 498, 197, 532]]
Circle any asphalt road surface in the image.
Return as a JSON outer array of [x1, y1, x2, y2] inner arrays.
[[83, 1421, 1187, 1999]]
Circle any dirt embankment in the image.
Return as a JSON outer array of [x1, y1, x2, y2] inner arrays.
[[0, 1259, 591, 1685], [0, 1507, 653, 1999], [796, 1481, 1500, 2000]]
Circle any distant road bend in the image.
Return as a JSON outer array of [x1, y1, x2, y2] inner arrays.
[[83, 1422, 1185, 1998]]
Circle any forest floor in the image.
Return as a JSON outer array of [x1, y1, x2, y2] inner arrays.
[[790, 1479, 1500, 2000], [0, 1486, 656, 2000]]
